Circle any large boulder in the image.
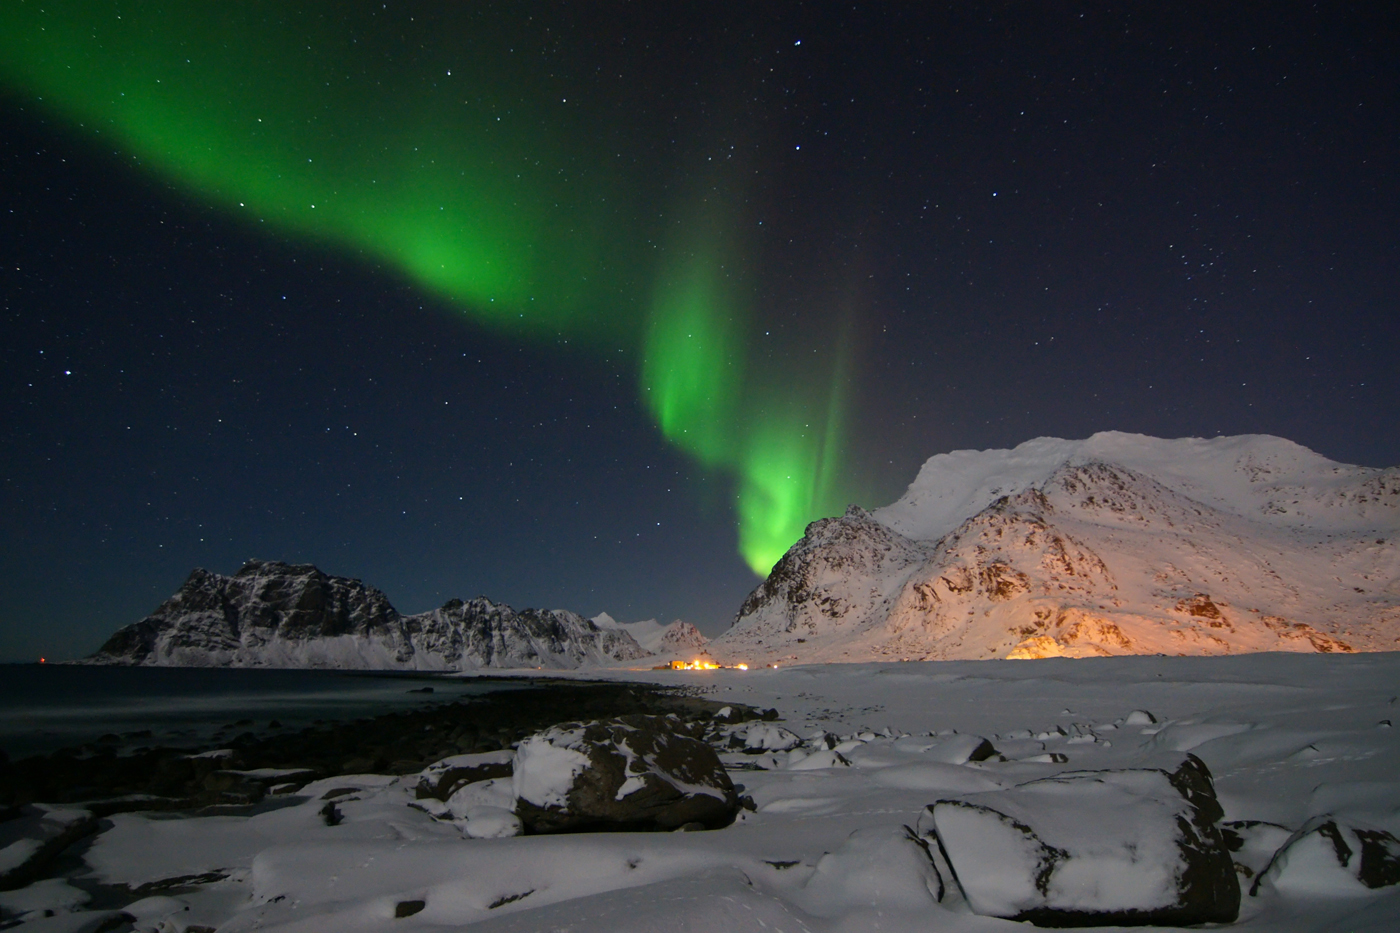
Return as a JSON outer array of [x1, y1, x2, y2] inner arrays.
[[512, 715, 738, 832], [1251, 816, 1400, 896], [919, 753, 1239, 927]]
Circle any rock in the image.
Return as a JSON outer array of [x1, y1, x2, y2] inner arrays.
[[1221, 820, 1294, 881], [0, 805, 98, 892], [798, 827, 944, 915], [1251, 816, 1400, 895], [742, 723, 803, 752], [414, 751, 515, 801], [920, 753, 1239, 926], [786, 749, 851, 770], [513, 715, 738, 832]]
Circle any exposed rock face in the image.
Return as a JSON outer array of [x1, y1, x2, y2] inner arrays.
[[88, 560, 649, 670], [920, 754, 1239, 927], [717, 433, 1400, 663], [512, 715, 739, 833]]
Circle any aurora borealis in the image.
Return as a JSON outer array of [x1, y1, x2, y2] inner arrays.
[[0, 3, 852, 575], [3, 4, 1397, 660]]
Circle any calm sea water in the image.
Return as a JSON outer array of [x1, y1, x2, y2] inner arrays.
[[0, 664, 524, 759]]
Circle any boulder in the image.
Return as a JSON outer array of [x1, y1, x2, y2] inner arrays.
[[1251, 816, 1400, 896], [741, 723, 802, 752], [919, 753, 1239, 926], [798, 827, 944, 916], [513, 715, 738, 832], [414, 751, 515, 801]]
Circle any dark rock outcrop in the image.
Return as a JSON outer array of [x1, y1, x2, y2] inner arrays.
[[513, 715, 739, 833], [87, 560, 648, 670]]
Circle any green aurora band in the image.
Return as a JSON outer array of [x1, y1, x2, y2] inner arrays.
[[0, 3, 852, 576]]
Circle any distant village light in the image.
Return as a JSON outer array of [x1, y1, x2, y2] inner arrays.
[[668, 659, 721, 670]]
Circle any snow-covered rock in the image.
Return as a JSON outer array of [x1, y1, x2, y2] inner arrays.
[[921, 753, 1239, 926], [1252, 816, 1400, 896], [796, 827, 943, 916], [717, 433, 1400, 663], [0, 805, 97, 891], [0, 877, 91, 922], [86, 559, 649, 669], [512, 715, 739, 832], [742, 723, 803, 752]]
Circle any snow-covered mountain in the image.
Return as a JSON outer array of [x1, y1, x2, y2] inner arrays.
[[715, 433, 1400, 663], [591, 614, 711, 658], [88, 559, 650, 669]]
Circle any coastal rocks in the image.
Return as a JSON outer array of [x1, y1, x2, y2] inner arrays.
[[1251, 816, 1400, 895], [87, 559, 648, 670], [0, 805, 98, 891], [513, 715, 739, 833], [0, 683, 754, 820], [920, 754, 1239, 926]]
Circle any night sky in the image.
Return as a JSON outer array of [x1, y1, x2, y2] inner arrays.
[[3, 3, 1397, 662]]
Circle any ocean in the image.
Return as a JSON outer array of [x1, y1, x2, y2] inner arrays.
[[0, 664, 523, 759]]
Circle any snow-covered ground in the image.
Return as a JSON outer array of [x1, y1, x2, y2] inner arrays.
[[10, 652, 1398, 932]]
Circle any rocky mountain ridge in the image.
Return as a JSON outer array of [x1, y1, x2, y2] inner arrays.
[[714, 433, 1399, 663], [89, 559, 650, 669], [590, 614, 711, 658]]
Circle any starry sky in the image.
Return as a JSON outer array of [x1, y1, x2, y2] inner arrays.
[[2, 3, 1397, 662]]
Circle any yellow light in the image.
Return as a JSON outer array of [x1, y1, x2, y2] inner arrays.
[[735, 663, 749, 670]]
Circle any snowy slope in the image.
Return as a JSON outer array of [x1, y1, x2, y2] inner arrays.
[[87, 560, 649, 670], [716, 433, 1400, 664]]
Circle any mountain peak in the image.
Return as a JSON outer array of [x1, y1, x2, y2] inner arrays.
[[89, 561, 648, 670], [716, 433, 1399, 664]]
